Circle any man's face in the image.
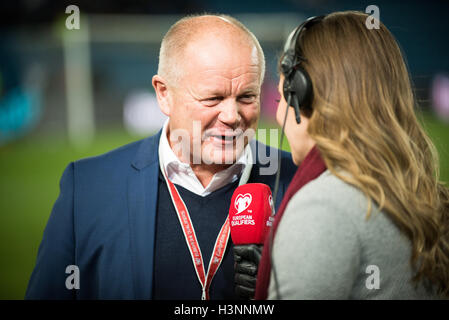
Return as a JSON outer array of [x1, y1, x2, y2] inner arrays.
[[165, 37, 261, 166]]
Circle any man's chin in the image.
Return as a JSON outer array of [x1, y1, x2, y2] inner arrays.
[[199, 145, 244, 166], [201, 153, 237, 166]]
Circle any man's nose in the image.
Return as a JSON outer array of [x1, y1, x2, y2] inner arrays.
[[218, 99, 241, 128]]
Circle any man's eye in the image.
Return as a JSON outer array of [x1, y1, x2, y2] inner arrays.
[[206, 96, 223, 101], [201, 97, 223, 106], [238, 95, 256, 103], [202, 97, 223, 104]]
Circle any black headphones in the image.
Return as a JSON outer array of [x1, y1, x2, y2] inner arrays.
[[281, 15, 325, 124], [270, 16, 327, 300]]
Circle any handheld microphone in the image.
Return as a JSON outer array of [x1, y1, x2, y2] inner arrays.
[[228, 183, 274, 299], [229, 183, 274, 244]]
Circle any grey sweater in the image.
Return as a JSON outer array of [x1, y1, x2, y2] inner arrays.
[[268, 170, 441, 299]]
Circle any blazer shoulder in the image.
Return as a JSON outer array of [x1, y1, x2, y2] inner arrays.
[[80, 139, 140, 163], [73, 131, 161, 173]]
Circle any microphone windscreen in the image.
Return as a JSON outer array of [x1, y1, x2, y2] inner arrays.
[[228, 183, 274, 245]]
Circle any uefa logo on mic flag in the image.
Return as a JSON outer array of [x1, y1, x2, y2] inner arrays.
[[228, 183, 273, 245], [235, 193, 252, 214]]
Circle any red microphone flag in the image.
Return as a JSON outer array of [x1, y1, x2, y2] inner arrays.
[[228, 183, 274, 245]]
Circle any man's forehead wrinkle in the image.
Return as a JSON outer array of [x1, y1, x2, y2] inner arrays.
[[186, 79, 232, 97], [232, 78, 261, 95], [190, 72, 260, 88], [186, 78, 260, 98], [197, 71, 260, 83], [197, 65, 259, 73], [186, 81, 228, 96]]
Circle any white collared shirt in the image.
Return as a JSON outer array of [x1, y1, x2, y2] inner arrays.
[[158, 119, 253, 196]]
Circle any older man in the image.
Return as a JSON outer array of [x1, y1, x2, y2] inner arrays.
[[26, 14, 296, 300]]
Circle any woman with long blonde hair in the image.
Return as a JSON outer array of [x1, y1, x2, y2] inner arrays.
[[256, 11, 449, 299]]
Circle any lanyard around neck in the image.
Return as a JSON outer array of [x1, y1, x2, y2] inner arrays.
[[160, 160, 251, 299]]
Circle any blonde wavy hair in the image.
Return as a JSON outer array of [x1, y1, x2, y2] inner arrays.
[[294, 11, 449, 296]]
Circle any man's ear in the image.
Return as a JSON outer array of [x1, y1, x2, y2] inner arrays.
[[152, 75, 171, 116]]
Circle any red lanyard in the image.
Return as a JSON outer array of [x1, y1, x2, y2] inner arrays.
[[162, 170, 230, 300]]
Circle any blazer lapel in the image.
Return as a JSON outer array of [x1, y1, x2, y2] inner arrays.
[[127, 130, 162, 299]]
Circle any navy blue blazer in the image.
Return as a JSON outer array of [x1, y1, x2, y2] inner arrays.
[[25, 130, 296, 299]]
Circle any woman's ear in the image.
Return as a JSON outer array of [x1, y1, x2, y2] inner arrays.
[[152, 75, 171, 116]]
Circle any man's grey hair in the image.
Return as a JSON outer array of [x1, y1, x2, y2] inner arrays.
[[157, 13, 266, 87]]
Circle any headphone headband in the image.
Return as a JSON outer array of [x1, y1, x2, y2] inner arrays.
[[271, 15, 327, 300], [280, 15, 326, 124], [281, 15, 325, 77]]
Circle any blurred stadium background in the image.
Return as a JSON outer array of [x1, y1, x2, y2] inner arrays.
[[0, 0, 448, 299]]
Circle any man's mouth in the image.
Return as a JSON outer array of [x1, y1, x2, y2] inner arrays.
[[205, 130, 244, 146], [209, 134, 239, 145]]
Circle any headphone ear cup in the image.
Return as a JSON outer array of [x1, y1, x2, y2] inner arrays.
[[289, 66, 313, 110]]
